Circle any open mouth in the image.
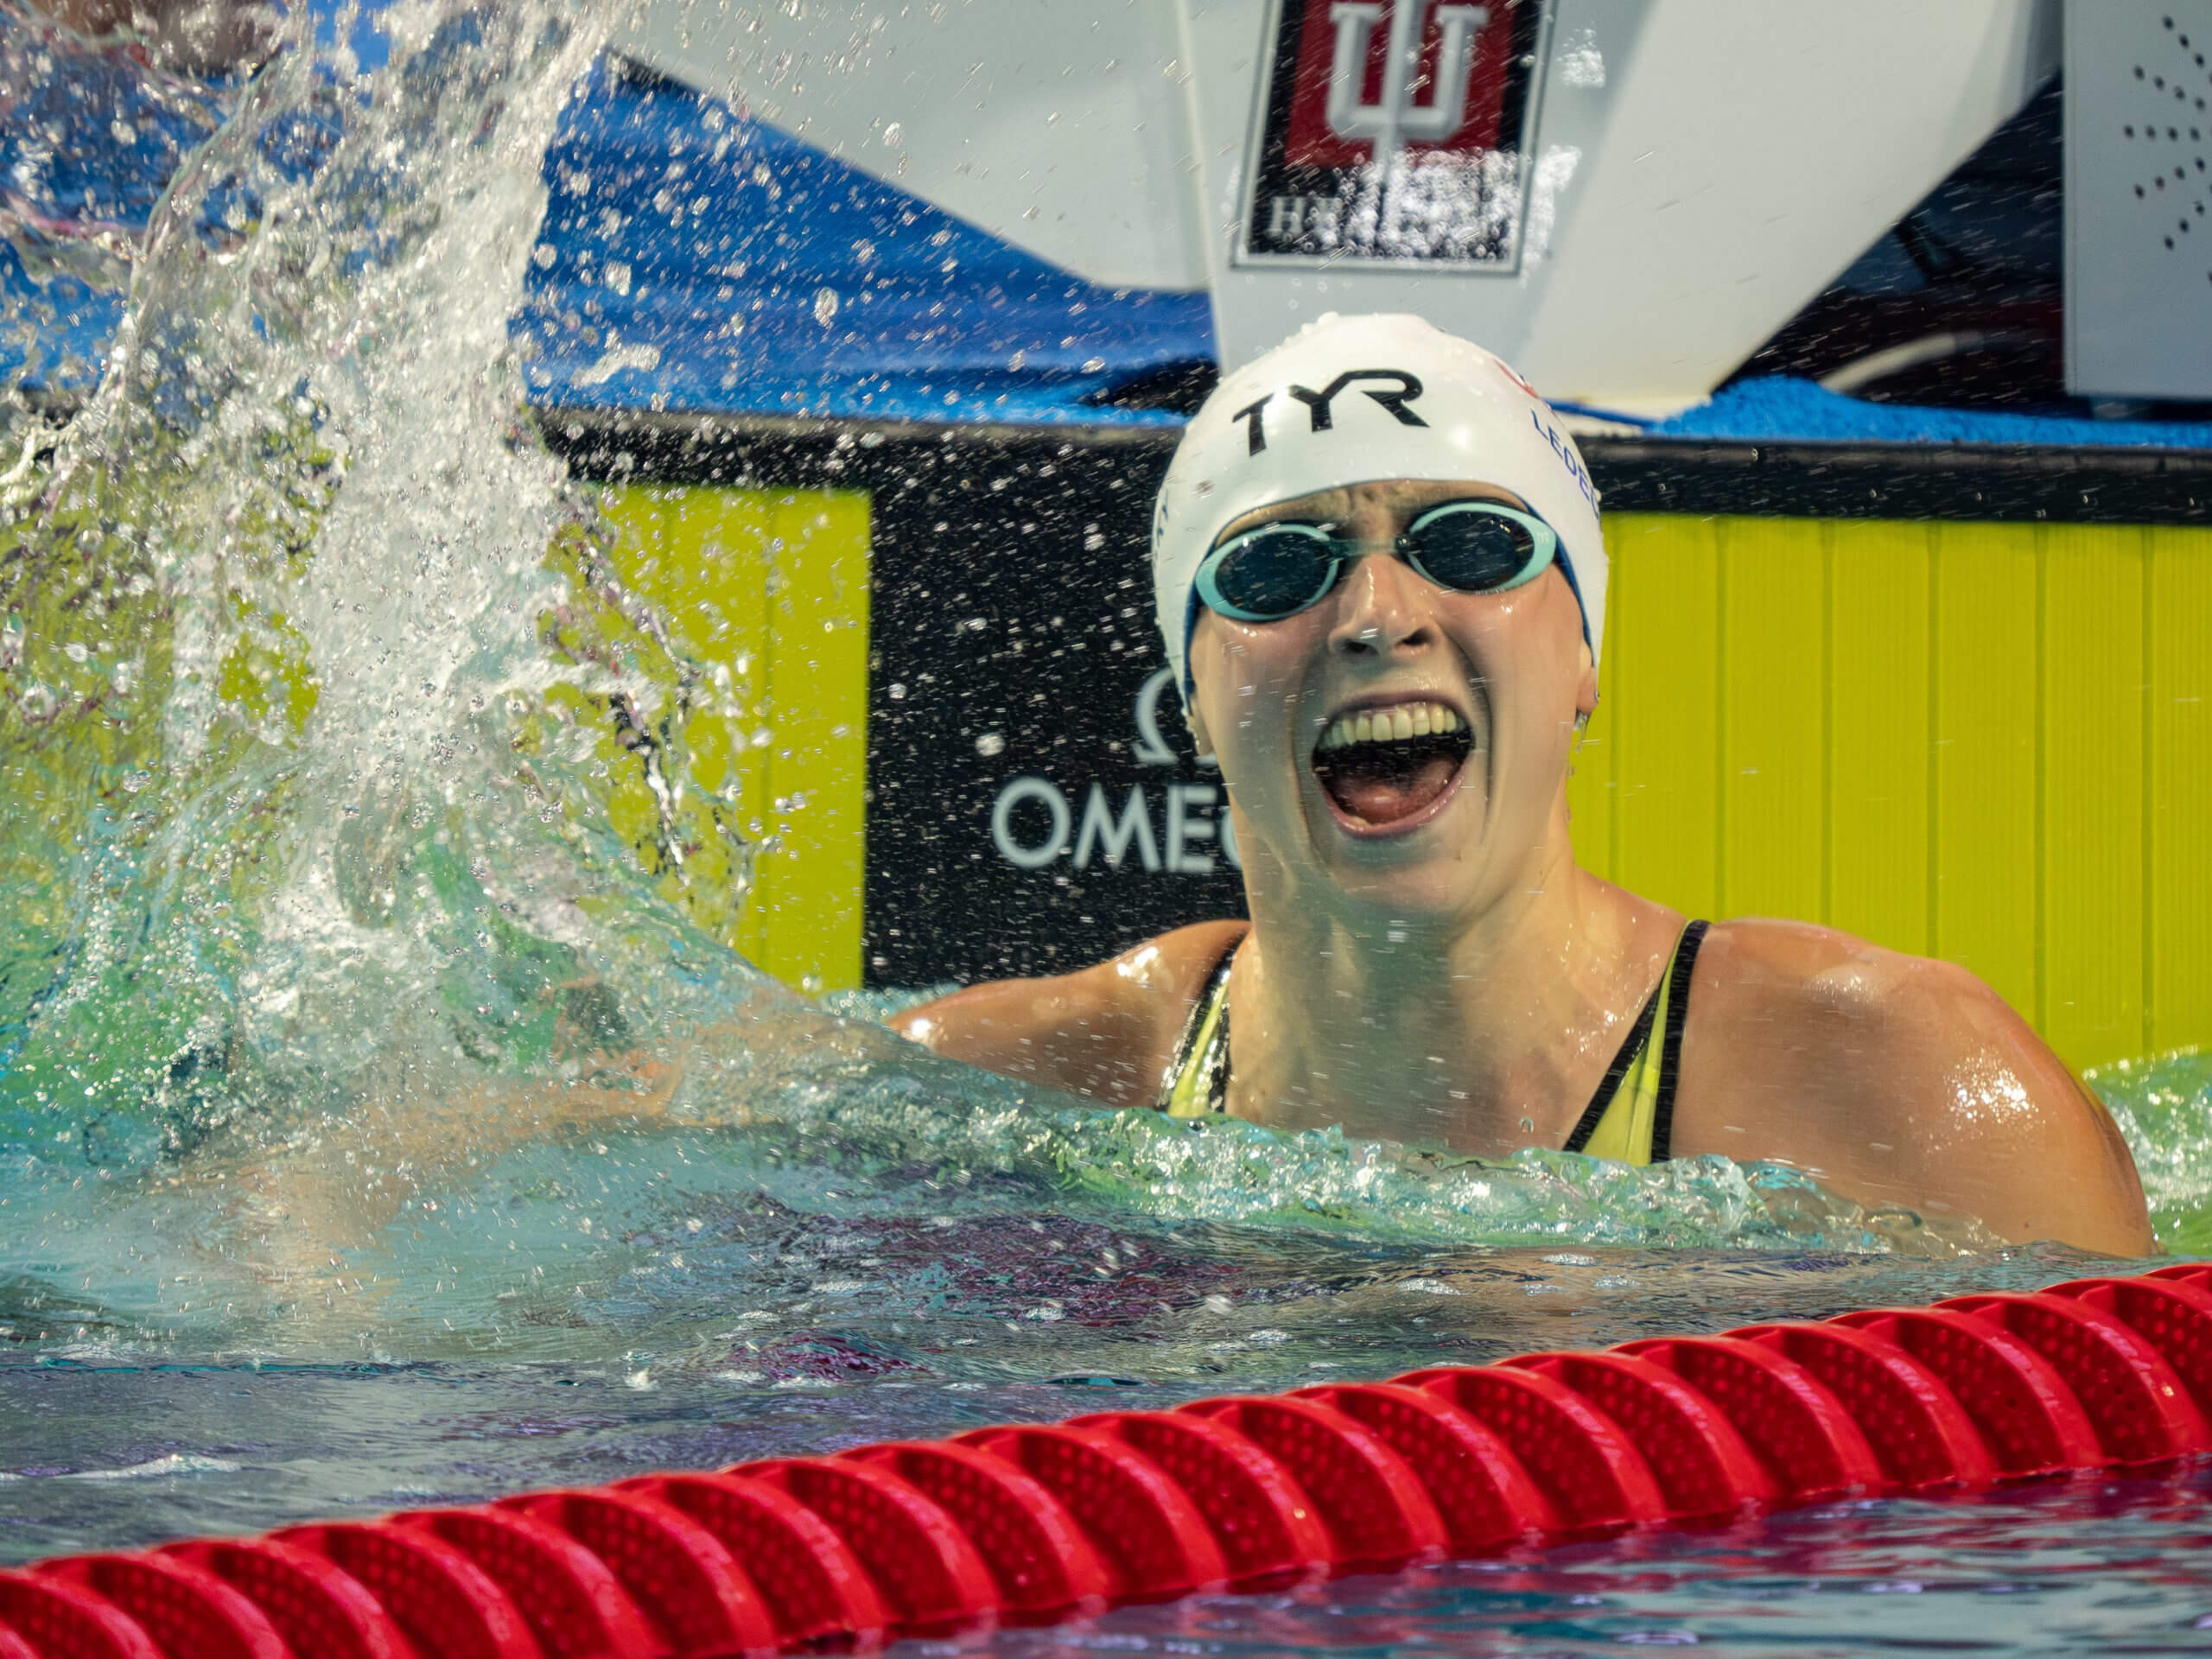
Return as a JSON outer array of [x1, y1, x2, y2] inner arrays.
[[1311, 699, 1474, 830]]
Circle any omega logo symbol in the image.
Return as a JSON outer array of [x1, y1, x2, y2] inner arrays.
[[988, 669, 1239, 876]]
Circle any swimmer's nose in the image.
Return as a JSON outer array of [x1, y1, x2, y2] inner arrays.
[[1328, 550, 1436, 660]]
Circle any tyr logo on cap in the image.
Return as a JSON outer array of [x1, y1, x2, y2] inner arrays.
[[1232, 368, 1427, 454]]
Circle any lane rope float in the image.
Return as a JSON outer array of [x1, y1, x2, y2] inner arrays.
[[7, 1265, 2212, 1657]]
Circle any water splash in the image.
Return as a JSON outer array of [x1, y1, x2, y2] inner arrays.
[[0, 0, 779, 1173], [2089, 1048, 2212, 1254]]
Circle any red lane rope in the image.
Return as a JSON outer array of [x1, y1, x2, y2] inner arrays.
[[7, 1268, 2212, 1658]]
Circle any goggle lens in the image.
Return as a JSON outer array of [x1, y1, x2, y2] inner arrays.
[[1403, 502, 1547, 592], [1198, 524, 1341, 622]]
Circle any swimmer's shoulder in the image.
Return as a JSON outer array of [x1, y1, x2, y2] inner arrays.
[[891, 919, 1250, 1109], [1673, 918, 2152, 1254]]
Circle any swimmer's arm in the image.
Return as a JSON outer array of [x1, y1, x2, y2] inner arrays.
[[892, 921, 1249, 1108], [1677, 927, 2153, 1256]]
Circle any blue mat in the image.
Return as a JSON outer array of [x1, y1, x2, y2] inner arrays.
[[1637, 375, 2212, 453]]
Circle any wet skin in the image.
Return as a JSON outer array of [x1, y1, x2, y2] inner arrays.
[[898, 480, 2153, 1256]]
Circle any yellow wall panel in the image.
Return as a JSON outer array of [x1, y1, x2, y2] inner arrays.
[[2041, 524, 2145, 1070], [601, 485, 773, 830], [1930, 522, 2040, 1023], [756, 491, 874, 994], [1606, 514, 1720, 919], [597, 485, 872, 994], [1827, 519, 1932, 956], [2149, 526, 2212, 1056], [1718, 518, 1827, 923], [1587, 512, 2203, 1071]]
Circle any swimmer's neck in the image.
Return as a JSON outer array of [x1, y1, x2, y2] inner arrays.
[[1228, 845, 1680, 1154]]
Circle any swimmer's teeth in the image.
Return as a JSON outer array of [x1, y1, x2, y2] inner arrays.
[[1315, 701, 1462, 753]]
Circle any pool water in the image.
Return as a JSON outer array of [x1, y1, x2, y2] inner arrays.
[[1, 1, 2210, 1652], [1, 1201, 2206, 1655], [991, 1473, 2212, 1656]]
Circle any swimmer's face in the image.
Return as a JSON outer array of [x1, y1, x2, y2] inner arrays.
[[1186, 478, 1596, 919]]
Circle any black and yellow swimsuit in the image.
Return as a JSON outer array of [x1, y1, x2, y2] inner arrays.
[[1154, 921, 1710, 1166]]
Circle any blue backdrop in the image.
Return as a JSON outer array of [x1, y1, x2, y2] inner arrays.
[[4, 16, 2207, 450], [0, 21, 1214, 429]]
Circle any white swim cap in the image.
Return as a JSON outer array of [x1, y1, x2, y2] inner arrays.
[[1152, 313, 1605, 698]]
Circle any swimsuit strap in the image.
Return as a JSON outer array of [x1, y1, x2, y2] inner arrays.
[[1156, 938, 1240, 1116], [1560, 968, 1667, 1155], [1649, 918, 1709, 1163], [1561, 919, 1709, 1164]]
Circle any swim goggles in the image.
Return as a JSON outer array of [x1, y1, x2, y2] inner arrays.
[[1193, 499, 1561, 624]]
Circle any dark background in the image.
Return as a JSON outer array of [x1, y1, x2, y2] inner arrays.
[[851, 429, 1248, 985]]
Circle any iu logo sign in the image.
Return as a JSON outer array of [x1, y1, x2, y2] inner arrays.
[[1237, 0, 1551, 270]]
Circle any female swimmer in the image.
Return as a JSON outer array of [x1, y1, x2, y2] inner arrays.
[[895, 313, 2152, 1256]]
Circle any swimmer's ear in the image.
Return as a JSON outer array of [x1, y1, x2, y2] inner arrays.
[[1573, 638, 1599, 725], [1185, 703, 1217, 763]]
